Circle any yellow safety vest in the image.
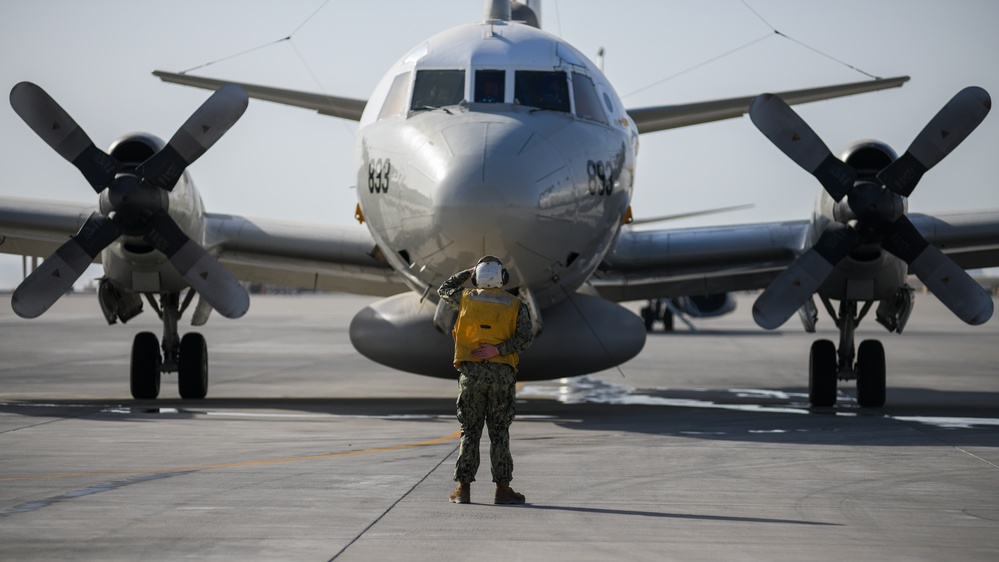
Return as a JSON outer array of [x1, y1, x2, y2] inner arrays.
[[452, 288, 520, 371]]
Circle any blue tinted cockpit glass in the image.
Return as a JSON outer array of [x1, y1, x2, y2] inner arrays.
[[411, 70, 465, 110], [514, 71, 570, 113]]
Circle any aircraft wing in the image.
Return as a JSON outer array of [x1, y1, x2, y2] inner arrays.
[[0, 196, 406, 296], [152, 71, 367, 121], [0, 197, 98, 260], [203, 213, 405, 295], [154, 71, 908, 133], [906, 211, 999, 271], [591, 209, 999, 302], [591, 220, 809, 301], [626, 76, 910, 134]]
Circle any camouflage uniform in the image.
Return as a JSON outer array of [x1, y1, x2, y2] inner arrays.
[[439, 269, 533, 483]]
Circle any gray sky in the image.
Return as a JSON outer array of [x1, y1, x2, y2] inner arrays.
[[1, 0, 997, 290]]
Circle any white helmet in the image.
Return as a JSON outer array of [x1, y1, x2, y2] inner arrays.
[[471, 255, 508, 288]]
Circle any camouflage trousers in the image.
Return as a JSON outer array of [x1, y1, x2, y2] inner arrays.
[[453, 361, 517, 483]]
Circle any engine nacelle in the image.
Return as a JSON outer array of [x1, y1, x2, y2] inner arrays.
[[670, 293, 736, 318], [97, 133, 207, 295], [349, 292, 646, 380]]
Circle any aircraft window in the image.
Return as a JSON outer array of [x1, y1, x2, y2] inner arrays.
[[602, 92, 615, 114], [572, 73, 608, 124], [514, 71, 570, 113], [378, 72, 411, 120], [411, 70, 465, 110], [475, 70, 505, 103]]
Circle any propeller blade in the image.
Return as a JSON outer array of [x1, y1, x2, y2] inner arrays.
[[11, 213, 120, 318], [877, 86, 991, 197], [144, 212, 249, 318], [752, 225, 862, 329], [749, 94, 857, 201], [882, 216, 993, 325], [136, 84, 249, 190], [9, 82, 120, 192]]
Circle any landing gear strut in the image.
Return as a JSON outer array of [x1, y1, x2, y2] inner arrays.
[[807, 298, 886, 408], [640, 299, 674, 332], [128, 290, 209, 400]]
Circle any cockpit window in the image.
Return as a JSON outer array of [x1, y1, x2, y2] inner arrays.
[[378, 72, 410, 120], [411, 70, 465, 110], [475, 70, 505, 103], [572, 73, 608, 125], [514, 71, 570, 113]]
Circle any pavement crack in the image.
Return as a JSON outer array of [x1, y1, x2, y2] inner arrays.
[[0, 471, 194, 518], [0, 405, 104, 435], [327, 442, 459, 561]]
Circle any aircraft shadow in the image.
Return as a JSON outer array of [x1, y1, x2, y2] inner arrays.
[[2, 389, 997, 447], [646, 329, 783, 337]]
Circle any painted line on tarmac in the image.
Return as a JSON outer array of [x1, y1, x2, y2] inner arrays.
[[0, 430, 461, 482]]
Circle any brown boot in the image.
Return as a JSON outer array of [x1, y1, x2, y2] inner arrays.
[[448, 482, 470, 504], [494, 481, 526, 505]]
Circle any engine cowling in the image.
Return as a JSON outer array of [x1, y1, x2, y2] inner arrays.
[[670, 293, 736, 318], [349, 292, 646, 380]]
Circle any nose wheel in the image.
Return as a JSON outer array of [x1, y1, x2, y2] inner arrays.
[[128, 292, 210, 400]]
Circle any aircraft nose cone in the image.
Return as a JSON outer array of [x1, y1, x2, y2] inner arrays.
[[433, 154, 520, 238], [429, 120, 573, 267]]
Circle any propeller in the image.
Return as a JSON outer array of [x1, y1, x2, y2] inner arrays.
[[749, 88, 993, 329], [9, 82, 250, 319]]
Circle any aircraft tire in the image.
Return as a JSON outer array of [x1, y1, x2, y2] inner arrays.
[[641, 306, 655, 332], [856, 339, 886, 408], [809, 339, 837, 407], [130, 331, 161, 400], [662, 309, 674, 332], [178, 332, 208, 399]]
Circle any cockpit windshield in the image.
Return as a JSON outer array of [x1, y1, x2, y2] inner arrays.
[[514, 71, 570, 113], [411, 70, 465, 110], [475, 70, 505, 103]]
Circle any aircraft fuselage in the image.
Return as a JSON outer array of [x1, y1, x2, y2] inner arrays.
[[354, 20, 638, 307]]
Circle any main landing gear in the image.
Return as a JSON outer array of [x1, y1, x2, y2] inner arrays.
[[129, 291, 209, 400], [640, 299, 674, 332], [808, 298, 886, 408]]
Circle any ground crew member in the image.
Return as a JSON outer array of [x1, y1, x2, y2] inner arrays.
[[438, 255, 534, 504]]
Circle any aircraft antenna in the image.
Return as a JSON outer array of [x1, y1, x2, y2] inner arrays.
[[176, 0, 355, 135], [739, 0, 879, 80], [622, 32, 774, 99], [179, 0, 332, 75], [623, 2, 883, 100]]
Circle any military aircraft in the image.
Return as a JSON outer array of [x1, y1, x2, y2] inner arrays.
[[1, 0, 996, 406]]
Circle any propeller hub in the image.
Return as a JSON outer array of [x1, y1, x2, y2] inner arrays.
[[845, 180, 904, 239], [105, 173, 167, 233]]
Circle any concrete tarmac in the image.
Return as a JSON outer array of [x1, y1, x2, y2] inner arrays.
[[1, 292, 998, 561]]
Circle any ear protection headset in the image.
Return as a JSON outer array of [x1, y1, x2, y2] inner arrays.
[[470, 255, 510, 288]]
